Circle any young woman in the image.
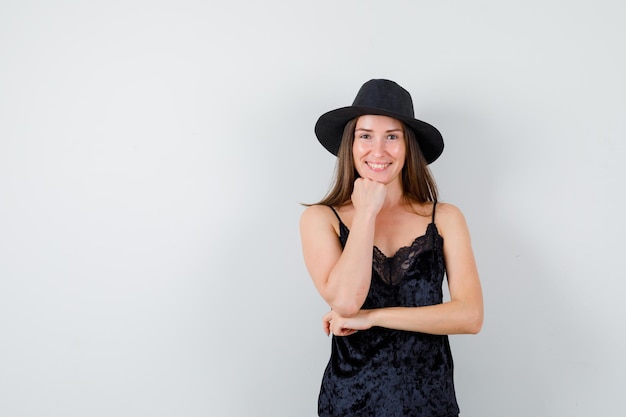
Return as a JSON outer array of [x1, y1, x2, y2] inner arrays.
[[300, 79, 483, 417]]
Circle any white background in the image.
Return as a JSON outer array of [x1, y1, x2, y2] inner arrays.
[[1, 1, 624, 416]]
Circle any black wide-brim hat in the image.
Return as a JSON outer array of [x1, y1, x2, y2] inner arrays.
[[314, 79, 444, 164]]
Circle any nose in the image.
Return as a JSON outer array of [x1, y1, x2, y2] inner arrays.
[[371, 137, 386, 156]]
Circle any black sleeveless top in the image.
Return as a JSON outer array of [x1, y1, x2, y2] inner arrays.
[[318, 202, 459, 417]]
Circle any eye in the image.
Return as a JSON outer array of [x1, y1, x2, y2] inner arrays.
[[358, 133, 371, 140], [387, 134, 399, 140]]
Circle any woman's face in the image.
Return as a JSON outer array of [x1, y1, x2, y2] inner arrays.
[[352, 115, 406, 185]]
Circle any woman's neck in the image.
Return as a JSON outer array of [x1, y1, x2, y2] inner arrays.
[[380, 180, 405, 211]]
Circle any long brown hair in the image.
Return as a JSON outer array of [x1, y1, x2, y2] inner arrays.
[[310, 116, 439, 207]]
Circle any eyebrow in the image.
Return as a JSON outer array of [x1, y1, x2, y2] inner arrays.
[[355, 128, 403, 133]]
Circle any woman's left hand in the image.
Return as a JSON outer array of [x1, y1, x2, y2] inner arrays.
[[323, 309, 373, 337]]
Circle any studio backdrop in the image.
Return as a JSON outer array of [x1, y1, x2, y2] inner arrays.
[[0, 1, 624, 416]]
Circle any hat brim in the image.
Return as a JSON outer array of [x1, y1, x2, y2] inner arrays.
[[314, 106, 444, 164]]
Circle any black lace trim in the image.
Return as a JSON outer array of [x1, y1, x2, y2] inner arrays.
[[372, 223, 439, 285], [337, 219, 442, 286]]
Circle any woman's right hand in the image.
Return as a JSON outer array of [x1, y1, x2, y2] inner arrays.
[[323, 309, 372, 337], [351, 177, 386, 215]]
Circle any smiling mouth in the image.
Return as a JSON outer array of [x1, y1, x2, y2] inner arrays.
[[366, 162, 391, 171]]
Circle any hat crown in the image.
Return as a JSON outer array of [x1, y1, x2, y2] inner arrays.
[[352, 79, 415, 118]]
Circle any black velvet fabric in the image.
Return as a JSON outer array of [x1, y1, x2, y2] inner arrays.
[[318, 208, 459, 417]]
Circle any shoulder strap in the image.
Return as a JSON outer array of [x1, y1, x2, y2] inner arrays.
[[430, 200, 439, 261], [328, 205, 342, 223]]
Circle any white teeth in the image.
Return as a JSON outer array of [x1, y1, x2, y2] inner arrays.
[[368, 162, 389, 169]]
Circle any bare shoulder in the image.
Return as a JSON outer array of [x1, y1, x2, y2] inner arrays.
[[435, 202, 465, 219], [434, 202, 470, 238], [300, 204, 338, 234], [300, 205, 344, 275], [300, 204, 333, 223]]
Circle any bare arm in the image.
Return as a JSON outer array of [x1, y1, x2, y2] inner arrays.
[[300, 179, 385, 317], [324, 203, 483, 335]]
